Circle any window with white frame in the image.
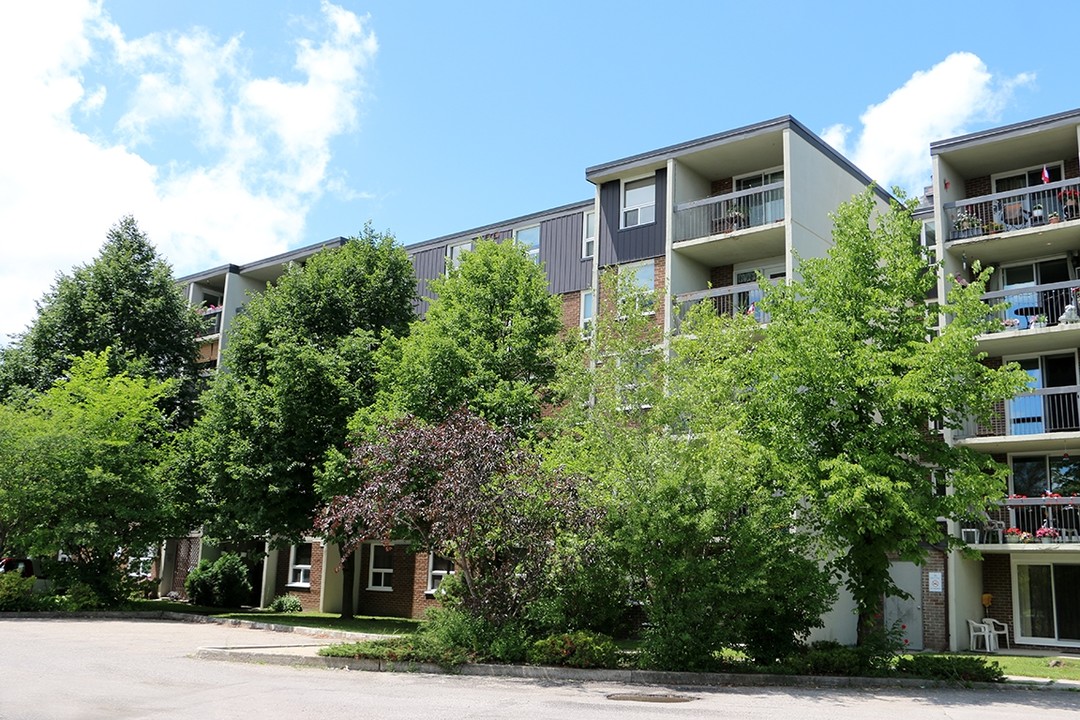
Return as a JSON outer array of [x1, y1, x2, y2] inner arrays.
[[581, 289, 595, 337], [582, 210, 597, 259], [1013, 560, 1080, 644], [446, 241, 473, 273], [516, 225, 541, 263], [367, 542, 393, 591], [288, 543, 312, 587], [427, 553, 454, 594], [621, 260, 656, 312], [622, 176, 655, 228]]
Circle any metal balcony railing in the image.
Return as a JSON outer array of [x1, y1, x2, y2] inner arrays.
[[960, 496, 1080, 544], [672, 182, 784, 243], [943, 179, 1080, 242], [982, 280, 1080, 330], [673, 280, 772, 331], [955, 385, 1080, 439]]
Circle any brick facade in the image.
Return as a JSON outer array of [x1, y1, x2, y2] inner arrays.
[[710, 177, 734, 196], [710, 264, 733, 288], [921, 550, 948, 651], [561, 291, 581, 334], [274, 542, 324, 612], [348, 544, 445, 620]]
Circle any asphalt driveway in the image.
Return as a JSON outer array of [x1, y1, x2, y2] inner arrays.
[[2, 617, 1079, 720]]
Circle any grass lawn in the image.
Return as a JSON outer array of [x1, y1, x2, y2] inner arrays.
[[130, 600, 421, 636], [976, 653, 1080, 682]]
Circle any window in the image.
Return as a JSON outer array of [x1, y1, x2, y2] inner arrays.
[[620, 260, 656, 313], [516, 225, 541, 263], [622, 176, 655, 228], [994, 164, 1063, 193], [1007, 354, 1079, 434], [427, 553, 454, 594], [367, 542, 393, 591], [446, 241, 473, 273], [288, 543, 312, 587], [735, 168, 784, 225], [582, 210, 597, 259], [1014, 561, 1080, 643], [1011, 455, 1080, 497], [581, 289, 595, 337]]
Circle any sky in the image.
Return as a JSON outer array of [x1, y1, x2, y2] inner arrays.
[[0, 0, 1076, 343]]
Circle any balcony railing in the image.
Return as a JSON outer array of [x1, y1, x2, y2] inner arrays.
[[673, 280, 773, 331], [943, 179, 1080, 242], [960, 496, 1080, 544], [982, 279, 1080, 330], [672, 182, 784, 243], [955, 385, 1080, 439]]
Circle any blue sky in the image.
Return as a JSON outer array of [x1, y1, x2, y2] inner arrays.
[[1, 0, 1077, 341]]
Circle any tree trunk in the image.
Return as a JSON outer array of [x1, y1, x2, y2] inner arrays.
[[339, 551, 355, 620]]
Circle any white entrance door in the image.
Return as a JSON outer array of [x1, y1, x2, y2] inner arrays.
[[885, 562, 924, 651]]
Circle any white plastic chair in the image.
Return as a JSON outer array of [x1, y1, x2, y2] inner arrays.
[[983, 618, 1009, 650], [967, 619, 994, 652]]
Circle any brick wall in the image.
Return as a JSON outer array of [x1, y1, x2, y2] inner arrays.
[[274, 542, 324, 612], [354, 543, 423, 619], [710, 178, 733, 196], [560, 291, 581, 335], [982, 554, 1012, 634], [710, 264, 733, 288], [977, 357, 1007, 436], [1066, 157, 1079, 180], [965, 175, 991, 199], [653, 255, 666, 329], [921, 550, 948, 650]]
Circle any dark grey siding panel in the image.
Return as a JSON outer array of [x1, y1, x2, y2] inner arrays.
[[598, 168, 666, 267], [540, 211, 593, 294], [410, 246, 446, 317]]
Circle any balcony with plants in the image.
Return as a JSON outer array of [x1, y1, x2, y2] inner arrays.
[[672, 181, 785, 244], [959, 495, 1080, 546], [673, 278, 774, 332], [943, 180, 1080, 244]]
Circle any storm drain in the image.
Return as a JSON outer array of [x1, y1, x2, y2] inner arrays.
[[606, 693, 695, 704]]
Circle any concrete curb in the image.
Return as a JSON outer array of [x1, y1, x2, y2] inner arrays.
[[197, 644, 1080, 692]]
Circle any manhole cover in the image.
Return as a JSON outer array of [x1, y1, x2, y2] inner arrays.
[[606, 693, 695, 704]]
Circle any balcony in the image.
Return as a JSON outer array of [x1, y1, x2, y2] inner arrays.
[[960, 496, 1080, 545], [955, 385, 1080, 444], [197, 305, 223, 337], [943, 179, 1080, 244], [672, 182, 784, 244], [673, 280, 772, 331], [981, 280, 1080, 331]]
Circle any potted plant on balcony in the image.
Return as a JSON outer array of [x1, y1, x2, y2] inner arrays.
[[1000, 317, 1021, 331], [1058, 188, 1080, 210], [1030, 313, 1048, 330], [725, 206, 746, 231], [952, 210, 982, 237], [1005, 527, 1031, 543], [1049, 211, 1062, 224], [1036, 526, 1060, 544], [1032, 203, 1044, 220]]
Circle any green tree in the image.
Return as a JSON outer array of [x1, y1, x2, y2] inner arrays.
[[369, 238, 562, 435], [319, 409, 592, 628], [0, 351, 176, 605], [0, 216, 203, 424], [186, 226, 414, 614], [746, 190, 1028, 644], [546, 273, 834, 668]]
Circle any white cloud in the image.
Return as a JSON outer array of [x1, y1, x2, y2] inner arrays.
[[0, 0, 376, 343], [827, 52, 1035, 196]]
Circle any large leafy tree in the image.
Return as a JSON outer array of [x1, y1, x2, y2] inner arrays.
[[319, 408, 592, 626], [188, 226, 414, 554], [545, 273, 835, 668], [0, 351, 177, 605], [746, 190, 1028, 644], [0, 216, 203, 424], [368, 238, 562, 435]]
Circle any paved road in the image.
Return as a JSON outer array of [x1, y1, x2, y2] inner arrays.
[[1, 618, 1077, 720]]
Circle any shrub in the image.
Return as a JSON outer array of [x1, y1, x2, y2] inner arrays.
[[0, 573, 38, 611], [529, 631, 619, 668], [184, 554, 251, 608], [268, 594, 303, 613], [781, 640, 873, 677], [895, 654, 1004, 683]]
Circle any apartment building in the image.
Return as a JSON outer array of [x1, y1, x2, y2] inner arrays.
[[163, 115, 894, 639], [933, 108, 1080, 652]]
